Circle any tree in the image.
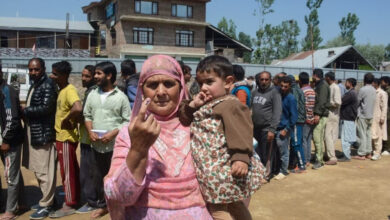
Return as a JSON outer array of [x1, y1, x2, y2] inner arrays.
[[339, 13, 360, 45], [385, 43, 390, 60], [302, 0, 323, 51], [355, 43, 386, 68], [324, 36, 350, 48], [238, 32, 253, 63], [254, 0, 275, 28], [279, 20, 300, 58], [253, 0, 275, 64], [217, 17, 237, 39]]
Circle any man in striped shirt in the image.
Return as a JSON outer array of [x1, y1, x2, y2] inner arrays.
[[299, 72, 316, 167]]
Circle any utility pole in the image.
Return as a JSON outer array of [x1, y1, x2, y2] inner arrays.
[[64, 13, 70, 57]]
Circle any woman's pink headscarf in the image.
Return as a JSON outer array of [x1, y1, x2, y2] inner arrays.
[[131, 55, 188, 121]]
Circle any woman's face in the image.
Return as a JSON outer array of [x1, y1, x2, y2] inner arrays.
[[143, 74, 181, 117]]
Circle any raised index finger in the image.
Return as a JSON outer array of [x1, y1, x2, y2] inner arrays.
[[137, 98, 151, 122]]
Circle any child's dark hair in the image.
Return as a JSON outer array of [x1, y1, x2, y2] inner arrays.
[[196, 55, 233, 79], [233, 64, 245, 81]]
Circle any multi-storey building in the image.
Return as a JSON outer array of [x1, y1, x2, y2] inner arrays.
[[82, 0, 252, 62]]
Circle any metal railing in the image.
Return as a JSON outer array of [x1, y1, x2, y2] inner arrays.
[[1, 56, 390, 81]]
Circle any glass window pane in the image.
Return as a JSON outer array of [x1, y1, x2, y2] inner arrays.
[[189, 34, 193, 46], [171, 4, 176, 16], [141, 1, 152, 14], [133, 31, 138, 43], [152, 2, 158, 14], [180, 34, 188, 46], [188, 6, 192, 17], [177, 5, 187, 17], [149, 32, 153, 44], [135, 1, 140, 13], [139, 31, 147, 44], [100, 30, 106, 49]]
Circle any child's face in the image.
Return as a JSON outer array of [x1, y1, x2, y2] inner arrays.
[[196, 70, 233, 100]]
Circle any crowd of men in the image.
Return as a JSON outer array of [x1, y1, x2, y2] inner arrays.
[[242, 69, 390, 181], [0, 58, 134, 219], [0, 56, 389, 219]]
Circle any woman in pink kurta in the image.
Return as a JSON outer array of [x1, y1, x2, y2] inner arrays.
[[104, 55, 212, 220]]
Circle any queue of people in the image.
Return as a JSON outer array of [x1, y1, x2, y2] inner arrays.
[[0, 55, 389, 220]]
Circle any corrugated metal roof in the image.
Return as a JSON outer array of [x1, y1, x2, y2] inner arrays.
[[271, 45, 353, 68], [207, 25, 253, 52], [0, 17, 94, 33]]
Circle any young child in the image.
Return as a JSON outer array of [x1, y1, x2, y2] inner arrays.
[[179, 55, 265, 220]]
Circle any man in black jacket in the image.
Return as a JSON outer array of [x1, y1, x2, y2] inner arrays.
[[312, 69, 330, 170], [0, 64, 25, 220], [23, 58, 58, 219], [339, 78, 359, 162]]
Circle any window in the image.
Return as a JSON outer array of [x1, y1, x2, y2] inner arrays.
[[176, 30, 194, 47], [111, 28, 116, 45], [172, 4, 193, 18], [106, 2, 116, 19], [100, 30, 106, 49], [1, 36, 8, 47], [135, 1, 158, 15], [133, 27, 153, 45], [37, 36, 55, 48]]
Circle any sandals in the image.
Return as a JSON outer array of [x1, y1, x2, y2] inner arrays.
[[0, 212, 17, 220], [90, 208, 109, 219]]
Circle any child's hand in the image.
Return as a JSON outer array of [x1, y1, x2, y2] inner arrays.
[[189, 92, 212, 108], [231, 161, 248, 177]]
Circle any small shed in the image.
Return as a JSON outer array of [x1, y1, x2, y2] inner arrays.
[[271, 45, 376, 70]]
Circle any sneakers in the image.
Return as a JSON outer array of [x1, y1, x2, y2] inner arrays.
[[381, 150, 390, 156], [274, 173, 286, 180], [312, 162, 324, 170], [76, 203, 96, 214], [371, 154, 381, 161], [338, 156, 351, 162], [30, 206, 53, 220], [48, 205, 76, 218], [31, 204, 42, 211]]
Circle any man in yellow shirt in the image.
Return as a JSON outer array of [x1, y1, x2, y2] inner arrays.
[[49, 61, 82, 218]]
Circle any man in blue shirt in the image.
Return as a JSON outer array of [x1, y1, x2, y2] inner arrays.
[[274, 76, 298, 180]]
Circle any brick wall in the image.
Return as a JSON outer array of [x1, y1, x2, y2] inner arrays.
[[120, 21, 204, 48], [117, 0, 206, 22]]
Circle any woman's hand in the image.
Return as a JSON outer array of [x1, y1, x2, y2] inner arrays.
[[128, 98, 161, 155], [126, 98, 161, 183]]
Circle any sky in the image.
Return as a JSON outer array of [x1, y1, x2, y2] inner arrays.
[[0, 0, 389, 47]]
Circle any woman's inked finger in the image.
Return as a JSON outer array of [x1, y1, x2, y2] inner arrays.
[[137, 98, 151, 122]]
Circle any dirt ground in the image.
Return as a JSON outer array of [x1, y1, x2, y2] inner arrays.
[[1, 140, 389, 220]]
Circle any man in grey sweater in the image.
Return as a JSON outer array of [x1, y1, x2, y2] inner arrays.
[[252, 71, 282, 180], [353, 73, 376, 160]]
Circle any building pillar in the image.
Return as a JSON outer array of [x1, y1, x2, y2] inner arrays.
[[88, 33, 91, 50], [54, 32, 57, 49]]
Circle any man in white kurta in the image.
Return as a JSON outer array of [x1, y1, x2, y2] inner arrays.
[[324, 72, 342, 165], [371, 79, 388, 160]]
